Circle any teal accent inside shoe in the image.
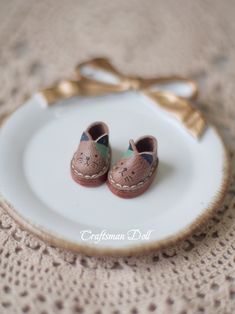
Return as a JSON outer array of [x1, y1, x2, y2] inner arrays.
[[95, 143, 108, 158], [123, 149, 135, 158]]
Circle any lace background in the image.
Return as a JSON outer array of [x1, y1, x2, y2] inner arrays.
[[0, 1, 235, 313]]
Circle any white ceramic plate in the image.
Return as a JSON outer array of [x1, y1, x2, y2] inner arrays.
[[0, 89, 230, 256]]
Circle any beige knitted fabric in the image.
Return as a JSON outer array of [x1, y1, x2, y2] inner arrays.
[[0, 1, 235, 313]]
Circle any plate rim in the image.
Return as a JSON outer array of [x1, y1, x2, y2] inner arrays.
[[0, 97, 231, 256]]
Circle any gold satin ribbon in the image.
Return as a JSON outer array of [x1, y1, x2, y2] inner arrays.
[[40, 57, 206, 138]]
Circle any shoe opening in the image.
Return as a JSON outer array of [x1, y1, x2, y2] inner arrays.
[[136, 137, 155, 153], [88, 123, 107, 141]]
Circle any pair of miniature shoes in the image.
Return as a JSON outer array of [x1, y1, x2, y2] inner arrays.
[[71, 122, 159, 198]]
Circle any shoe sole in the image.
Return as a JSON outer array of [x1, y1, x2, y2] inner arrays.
[[107, 159, 159, 198]]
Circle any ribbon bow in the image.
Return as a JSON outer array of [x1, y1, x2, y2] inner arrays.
[[40, 57, 206, 138]]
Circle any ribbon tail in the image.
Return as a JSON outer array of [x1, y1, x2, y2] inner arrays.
[[145, 91, 207, 139], [40, 80, 81, 105], [182, 108, 207, 138]]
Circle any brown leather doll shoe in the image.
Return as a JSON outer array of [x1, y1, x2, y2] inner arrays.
[[107, 136, 158, 198], [71, 122, 111, 187]]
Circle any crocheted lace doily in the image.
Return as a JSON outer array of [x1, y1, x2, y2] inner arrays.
[[0, 1, 235, 313]]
